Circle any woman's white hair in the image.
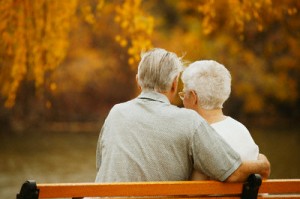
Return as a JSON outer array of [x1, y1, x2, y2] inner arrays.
[[181, 60, 231, 110], [137, 48, 183, 92]]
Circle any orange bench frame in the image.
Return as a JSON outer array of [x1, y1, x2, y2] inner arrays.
[[16, 174, 300, 199]]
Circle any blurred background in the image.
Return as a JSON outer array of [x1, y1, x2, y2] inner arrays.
[[0, 0, 299, 198]]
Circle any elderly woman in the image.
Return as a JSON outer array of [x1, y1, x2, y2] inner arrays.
[[180, 60, 259, 180]]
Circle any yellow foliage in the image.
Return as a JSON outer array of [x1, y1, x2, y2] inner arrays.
[[45, 100, 52, 109], [244, 94, 264, 113], [0, 0, 299, 117], [198, 0, 216, 35], [50, 82, 57, 92], [0, 0, 78, 108], [82, 4, 96, 24], [197, 0, 279, 34], [114, 0, 154, 69]]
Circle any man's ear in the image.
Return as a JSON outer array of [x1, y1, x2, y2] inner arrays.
[[136, 74, 141, 90], [171, 76, 179, 93], [190, 90, 198, 106]]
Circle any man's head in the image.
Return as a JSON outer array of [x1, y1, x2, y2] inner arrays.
[[137, 48, 183, 93], [181, 60, 231, 110]]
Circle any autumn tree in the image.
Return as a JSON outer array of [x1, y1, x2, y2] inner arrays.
[[114, 0, 153, 69], [194, 0, 300, 119], [1, 0, 299, 129], [0, 0, 154, 110], [0, 0, 78, 108], [145, 0, 300, 120]]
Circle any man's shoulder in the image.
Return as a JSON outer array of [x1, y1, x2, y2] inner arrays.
[[109, 99, 135, 112], [169, 106, 206, 125], [173, 106, 199, 117], [109, 100, 204, 124]]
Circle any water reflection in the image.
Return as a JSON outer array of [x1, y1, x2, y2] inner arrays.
[[0, 132, 98, 198], [1, 127, 299, 199]]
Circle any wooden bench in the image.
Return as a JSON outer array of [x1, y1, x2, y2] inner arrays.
[[16, 174, 300, 199]]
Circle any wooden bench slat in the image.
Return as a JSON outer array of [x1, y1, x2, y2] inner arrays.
[[37, 179, 300, 197], [258, 196, 300, 199], [36, 180, 300, 198], [17, 178, 300, 199], [38, 181, 243, 198], [259, 180, 300, 194]]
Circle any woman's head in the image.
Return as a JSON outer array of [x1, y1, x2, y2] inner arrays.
[[181, 60, 231, 110], [137, 48, 183, 92]]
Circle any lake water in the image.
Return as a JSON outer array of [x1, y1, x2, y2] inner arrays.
[[1, 127, 299, 198]]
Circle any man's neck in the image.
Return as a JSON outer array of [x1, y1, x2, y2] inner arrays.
[[197, 108, 227, 124], [159, 92, 172, 104]]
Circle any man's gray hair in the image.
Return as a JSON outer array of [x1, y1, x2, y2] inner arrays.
[[181, 60, 231, 110], [137, 48, 183, 92]]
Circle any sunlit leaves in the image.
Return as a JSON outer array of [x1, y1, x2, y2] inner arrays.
[[197, 0, 299, 36], [0, 0, 77, 108], [1, 0, 299, 119], [187, 0, 300, 114], [0, 0, 153, 108], [114, 0, 154, 69]]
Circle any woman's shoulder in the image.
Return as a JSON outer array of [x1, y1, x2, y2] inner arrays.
[[225, 117, 249, 129]]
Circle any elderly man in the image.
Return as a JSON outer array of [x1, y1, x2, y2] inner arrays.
[[181, 60, 260, 180], [94, 48, 270, 183]]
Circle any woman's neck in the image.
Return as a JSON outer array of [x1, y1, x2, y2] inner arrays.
[[197, 108, 227, 124]]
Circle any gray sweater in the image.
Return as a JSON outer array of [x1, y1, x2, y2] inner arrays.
[[95, 91, 241, 182]]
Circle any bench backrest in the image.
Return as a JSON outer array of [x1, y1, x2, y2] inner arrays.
[[16, 175, 300, 199]]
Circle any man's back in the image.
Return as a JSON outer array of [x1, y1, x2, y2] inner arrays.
[[95, 91, 199, 182], [95, 91, 242, 182]]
